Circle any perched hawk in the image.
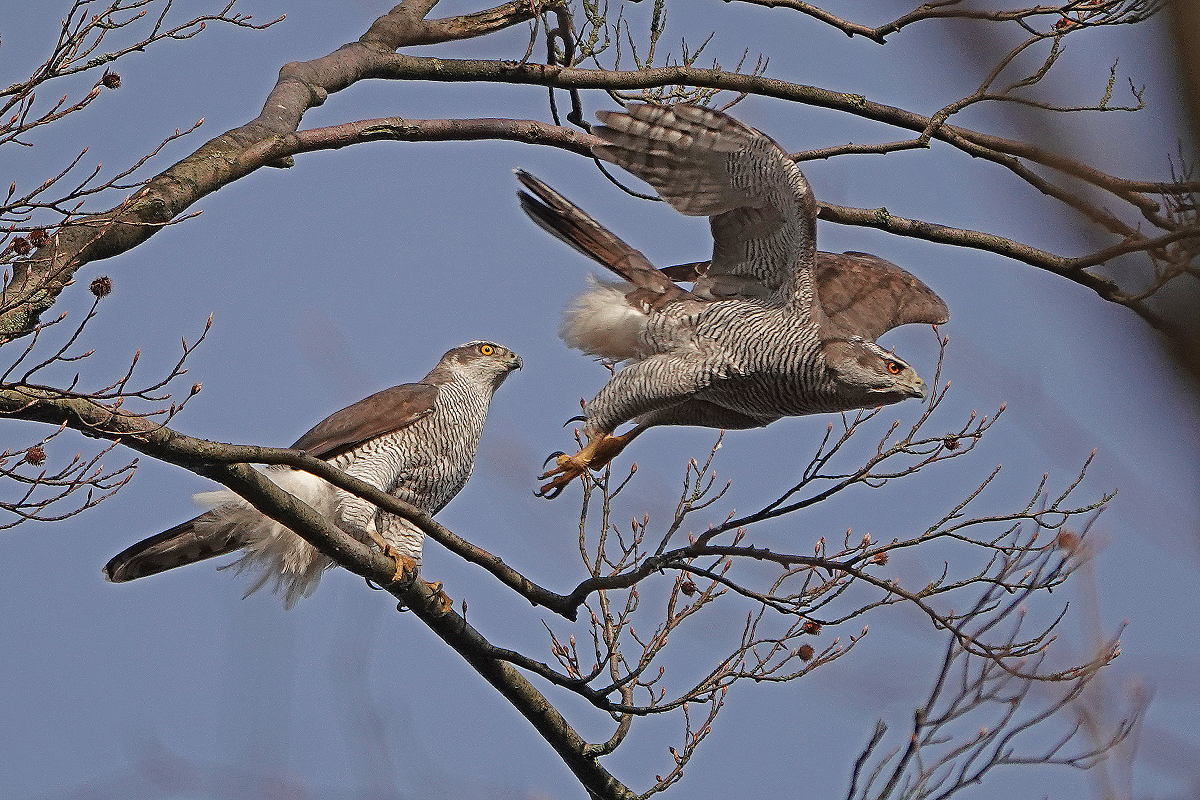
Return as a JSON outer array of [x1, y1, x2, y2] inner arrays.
[[518, 103, 948, 498], [105, 341, 522, 605]]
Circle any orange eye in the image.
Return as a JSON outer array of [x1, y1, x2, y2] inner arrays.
[[886, 361, 903, 375], [479, 344, 495, 356]]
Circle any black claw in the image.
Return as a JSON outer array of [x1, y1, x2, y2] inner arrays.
[[542, 450, 566, 468], [535, 482, 566, 500], [563, 415, 587, 426]]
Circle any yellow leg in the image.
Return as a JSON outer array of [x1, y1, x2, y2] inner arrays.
[[536, 428, 640, 498], [365, 524, 451, 613], [364, 525, 418, 583]]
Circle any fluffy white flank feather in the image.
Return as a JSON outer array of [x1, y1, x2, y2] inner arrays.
[[193, 468, 337, 607], [559, 276, 650, 362]]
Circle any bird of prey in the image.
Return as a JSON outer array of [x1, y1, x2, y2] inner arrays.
[[105, 341, 522, 605], [518, 103, 948, 498]]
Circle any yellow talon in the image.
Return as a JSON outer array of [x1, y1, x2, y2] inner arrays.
[[536, 429, 640, 498], [365, 526, 418, 584], [387, 551, 418, 583], [423, 579, 453, 614]]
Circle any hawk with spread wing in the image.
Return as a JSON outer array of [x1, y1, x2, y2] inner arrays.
[[518, 103, 948, 498], [105, 341, 521, 605]]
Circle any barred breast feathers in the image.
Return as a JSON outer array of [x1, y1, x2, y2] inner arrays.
[[560, 276, 651, 362]]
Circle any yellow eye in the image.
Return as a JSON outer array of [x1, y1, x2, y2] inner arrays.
[[479, 344, 495, 356], [886, 360, 903, 375]]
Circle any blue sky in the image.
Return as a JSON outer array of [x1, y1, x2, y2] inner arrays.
[[1, 2, 1198, 798]]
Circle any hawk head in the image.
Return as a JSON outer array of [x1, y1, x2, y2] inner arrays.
[[439, 341, 523, 390], [822, 337, 926, 408]]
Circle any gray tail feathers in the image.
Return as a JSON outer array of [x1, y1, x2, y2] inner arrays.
[[104, 513, 243, 583], [514, 169, 695, 304]]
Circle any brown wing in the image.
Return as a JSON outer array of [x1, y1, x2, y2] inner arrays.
[[105, 382, 439, 584], [290, 382, 439, 460], [815, 251, 949, 341], [516, 169, 697, 307], [662, 251, 949, 340], [593, 104, 817, 308]]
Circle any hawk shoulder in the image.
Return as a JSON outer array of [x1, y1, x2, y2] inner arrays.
[[289, 382, 440, 460]]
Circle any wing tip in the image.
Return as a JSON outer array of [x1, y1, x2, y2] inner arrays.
[[102, 558, 128, 583], [513, 167, 535, 186], [102, 543, 166, 584]]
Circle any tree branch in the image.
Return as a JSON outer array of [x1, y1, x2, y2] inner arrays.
[[5, 12, 1189, 341], [0, 381, 638, 798], [0, 0, 545, 341], [0, 383, 579, 616]]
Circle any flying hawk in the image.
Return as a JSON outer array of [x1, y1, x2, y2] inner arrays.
[[518, 103, 948, 498], [105, 341, 522, 605]]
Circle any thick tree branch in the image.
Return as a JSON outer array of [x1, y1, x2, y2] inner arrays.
[[0, 3, 1160, 794], [0, 383, 578, 616], [397, 584, 636, 800], [5, 16, 1188, 341], [0, 0, 544, 341], [274, 116, 598, 158], [0, 382, 636, 798], [373, 56, 1171, 200]]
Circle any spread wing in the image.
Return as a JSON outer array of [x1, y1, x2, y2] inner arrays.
[[662, 252, 950, 340], [816, 251, 950, 341], [515, 169, 697, 307], [592, 103, 818, 310], [290, 382, 439, 460]]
